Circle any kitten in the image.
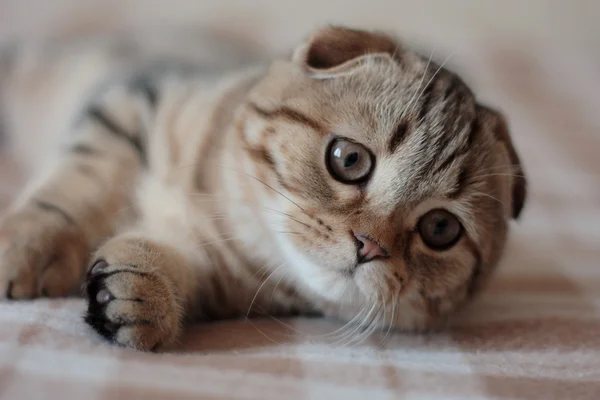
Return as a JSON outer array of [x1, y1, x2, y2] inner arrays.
[[0, 26, 526, 350]]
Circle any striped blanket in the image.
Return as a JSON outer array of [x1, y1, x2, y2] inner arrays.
[[1, 42, 599, 400]]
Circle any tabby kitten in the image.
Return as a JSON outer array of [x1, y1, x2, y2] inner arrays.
[[0, 26, 526, 350]]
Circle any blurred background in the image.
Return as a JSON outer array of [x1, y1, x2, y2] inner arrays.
[[1, 0, 600, 52], [0, 0, 599, 267]]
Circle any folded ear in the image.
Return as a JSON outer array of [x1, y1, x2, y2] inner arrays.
[[478, 106, 527, 219], [292, 26, 400, 76]]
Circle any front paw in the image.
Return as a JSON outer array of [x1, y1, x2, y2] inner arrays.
[[84, 257, 183, 351], [0, 203, 87, 299]]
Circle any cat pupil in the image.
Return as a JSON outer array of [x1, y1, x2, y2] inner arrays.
[[344, 152, 359, 168], [434, 219, 448, 235]]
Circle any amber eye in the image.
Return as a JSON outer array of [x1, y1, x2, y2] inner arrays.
[[417, 209, 463, 250], [326, 138, 374, 184]]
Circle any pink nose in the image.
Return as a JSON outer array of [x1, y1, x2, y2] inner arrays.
[[354, 233, 388, 264]]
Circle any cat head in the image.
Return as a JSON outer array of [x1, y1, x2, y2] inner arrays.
[[240, 26, 526, 329]]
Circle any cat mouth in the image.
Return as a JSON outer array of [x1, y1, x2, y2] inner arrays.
[[345, 258, 384, 277]]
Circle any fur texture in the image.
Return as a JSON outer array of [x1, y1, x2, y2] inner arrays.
[[0, 26, 526, 350]]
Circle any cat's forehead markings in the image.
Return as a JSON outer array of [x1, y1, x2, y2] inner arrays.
[[388, 120, 411, 153], [246, 102, 326, 135]]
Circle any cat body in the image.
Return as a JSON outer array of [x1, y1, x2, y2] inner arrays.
[[0, 26, 526, 350]]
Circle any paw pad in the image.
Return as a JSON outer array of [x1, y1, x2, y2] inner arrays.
[[96, 289, 114, 304]]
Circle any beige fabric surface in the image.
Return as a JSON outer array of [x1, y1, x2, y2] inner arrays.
[[1, 4, 600, 398]]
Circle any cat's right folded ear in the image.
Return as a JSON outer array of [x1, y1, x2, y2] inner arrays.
[[292, 26, 401, 77]]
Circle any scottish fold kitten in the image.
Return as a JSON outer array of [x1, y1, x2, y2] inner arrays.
[[0, 26, 526, 350]]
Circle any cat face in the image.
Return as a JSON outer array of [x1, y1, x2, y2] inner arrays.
[[241, 26, 526, 329]]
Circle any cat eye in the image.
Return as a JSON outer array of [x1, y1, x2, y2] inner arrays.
[[326, 138, 374, 184], [417, 209, 463, 250]]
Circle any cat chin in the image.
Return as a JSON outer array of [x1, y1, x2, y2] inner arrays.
[[275, 237, 357, 303]]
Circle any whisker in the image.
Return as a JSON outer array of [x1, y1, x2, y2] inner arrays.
[[244, 317, 285, 346], [409, 52, 454, 117], [468, 172, 527, 181], [337, 302, 381, 347], [171, 161, 307, 214], [261, 207, 312, 229], [270, 271, 289, 300], [351, 307, 383, 348], [210, 163, 307, 213], [196, 236, 245, 248], [246, 306, 319, 343], [251, 261, 275, 280], [473, 164, 523, 174], [332, 301, 379, 346], [381, 293, 397, 346], [380, 296, 387, 336], [190, 202, 311, 231], [246, 263, 286, 319], [264, 313, 315, 339], [401, 45, 436, 120], [321, 304, 369, 340], [471, 191, 508, 208]]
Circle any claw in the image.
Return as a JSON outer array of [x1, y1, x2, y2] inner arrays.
[[96, 289, 114, 304]]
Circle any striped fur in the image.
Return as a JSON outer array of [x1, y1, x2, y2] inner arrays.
[[0, 26, 525, 350]]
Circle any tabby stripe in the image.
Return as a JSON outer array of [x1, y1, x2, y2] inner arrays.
[[194, 77, 259, 192], [240, 131, 277, 171], [131, 77, 159, 108], [238, 125, 299, 193], [427, 120, 465, 175], [388, 121, 411, 152], [71, 143, 101, 156], [247, 102, 326, 134], [94, 269, 152, 280], [417, 75, 438, 121], [76, 164, 102, 181], [467, 259, 483, 298], [402, 231, 416, 268], [5, 281, 14, 299], [434, 118, 478, 177], [432, 140, 467, 176], [210, 273, 228, 308], [274, 172, 299, 195], [448, 167, 469, 199], [425, 296, 442, 319], [87, 107, 147, 165], [33, 199, 74, 224], [466, 117, 479, 148], [442, 75, 460, 100], [203, 246, 230, 309], [246, 145, 276, 171], [433, 152, 460, 176], [465, 238, 483, 297]]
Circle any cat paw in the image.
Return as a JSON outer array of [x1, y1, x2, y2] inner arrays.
[[0, 203, 88, 299], [84, 238, 183, 350]]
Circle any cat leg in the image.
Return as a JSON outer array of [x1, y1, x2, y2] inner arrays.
[[0, 77, 155, 299], [83, 232, 205, 350], [83, 229, 307, 350]]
